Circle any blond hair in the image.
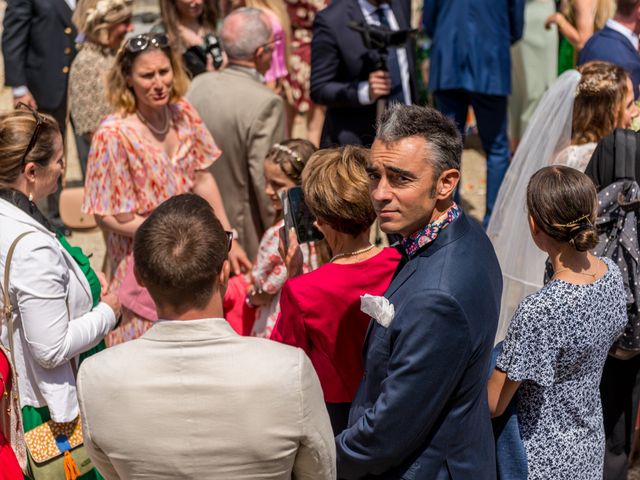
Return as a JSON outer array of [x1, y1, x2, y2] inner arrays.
[[73, 0, 133, 45], [302, 146, 376, 236], [106, 41, 190, 113]]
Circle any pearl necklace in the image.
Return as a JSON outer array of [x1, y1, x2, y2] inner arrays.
[[330, 244, 375, 263], [136, 106, 170, 136]]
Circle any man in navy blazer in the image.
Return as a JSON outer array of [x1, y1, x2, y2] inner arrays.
[[336, 104, 502, 479], [310, 0, 417, 147], [578, 0, 640, 98], [424, 0, 524, 226]]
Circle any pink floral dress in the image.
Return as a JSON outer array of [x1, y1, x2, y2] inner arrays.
[[82, 98, 221, 345]]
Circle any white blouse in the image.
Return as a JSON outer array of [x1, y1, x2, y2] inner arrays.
[[0, 199, 115, 422]]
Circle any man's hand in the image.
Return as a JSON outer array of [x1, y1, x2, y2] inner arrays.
[[14, 92, 37, 109], [368, 70, 391, 102], [229, 240, 252, 275]]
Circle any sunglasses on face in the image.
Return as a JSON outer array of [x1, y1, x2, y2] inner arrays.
[[224, 231, 234, 252], [124, 33, 170, 53], [15, 102, 44, 169]]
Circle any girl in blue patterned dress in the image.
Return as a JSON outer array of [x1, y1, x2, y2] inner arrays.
[[488, 165, 627, 479]]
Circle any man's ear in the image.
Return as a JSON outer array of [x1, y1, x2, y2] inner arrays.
[[436, 168, 460, 200], [133, 266, 145, 288], [218, 259, 231, 292]]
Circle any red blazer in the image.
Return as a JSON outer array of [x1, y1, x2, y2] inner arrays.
[[271, 248, 401, 403]]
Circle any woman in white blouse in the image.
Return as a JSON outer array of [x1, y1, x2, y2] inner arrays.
[[0, 106, 119, 479]]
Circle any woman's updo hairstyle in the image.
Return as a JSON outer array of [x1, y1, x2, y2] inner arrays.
[[73, 0, 133, 45], [573, 61, 629, 145], [265, 139, 316, 184], [526, 165, 599, 252], [0, 109, 60, 188], [302, 145, 376, 237]]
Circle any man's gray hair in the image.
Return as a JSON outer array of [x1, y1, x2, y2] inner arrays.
[[376, 104, 462, 179], [221, 7, 271, 61]]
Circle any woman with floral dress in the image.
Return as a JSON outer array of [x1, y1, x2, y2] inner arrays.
[[83, 33, 250, 345]]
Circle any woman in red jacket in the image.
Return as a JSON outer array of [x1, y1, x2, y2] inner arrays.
[[271, 146, 400, 434]]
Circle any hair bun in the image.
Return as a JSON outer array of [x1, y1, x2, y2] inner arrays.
[[570, 225, 599, 252]]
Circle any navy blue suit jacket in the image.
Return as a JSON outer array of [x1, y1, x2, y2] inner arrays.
[[2, 0, 76, 110], [578, 26, 640, 99], [423, 0, 524, 96], [310, 0, 416, 147], [336, 213, 502, 479]]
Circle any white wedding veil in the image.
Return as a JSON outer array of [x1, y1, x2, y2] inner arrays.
[[488, 69, 581, 343]]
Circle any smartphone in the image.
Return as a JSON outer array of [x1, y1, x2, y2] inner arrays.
[[282, 187, 324, 244]]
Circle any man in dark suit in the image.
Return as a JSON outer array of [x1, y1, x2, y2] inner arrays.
[[424, 0, 524, 226], [3, 0, 77, 232], [579, 0, 640, 99], [3, 0, 76, 134], [310, 0, 417, 147], [336, 104, 502, 479]]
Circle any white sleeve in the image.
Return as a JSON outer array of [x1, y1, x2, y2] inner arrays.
[[11, 235, 115, 369], [357, 81, 374, 105]]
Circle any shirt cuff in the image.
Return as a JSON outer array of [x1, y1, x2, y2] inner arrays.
[[357, 81, 374, 105], [94, 302, 117, 329], [12, 86, 29, 97]]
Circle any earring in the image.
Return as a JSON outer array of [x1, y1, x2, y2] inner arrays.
[[28, 192, 33, 203]]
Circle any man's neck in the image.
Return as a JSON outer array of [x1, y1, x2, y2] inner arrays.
[[229, 60, 258, 71], [612, 15, 640, 35], [155, 294, 224, 322]]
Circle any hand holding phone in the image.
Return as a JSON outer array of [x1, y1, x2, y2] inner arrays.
[[279, 226, 304, 279], [283, 187, 324, 244]]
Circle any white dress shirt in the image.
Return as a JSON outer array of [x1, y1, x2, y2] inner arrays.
[[356, 0, 412, 105], [606, 18, 639, 50]]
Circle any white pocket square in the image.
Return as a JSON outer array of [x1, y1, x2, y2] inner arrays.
[[360, 294, 395, 328]]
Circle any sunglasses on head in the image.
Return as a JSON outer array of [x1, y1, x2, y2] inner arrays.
[[15, 102, 45, 170], [124, 33, 169, 53]]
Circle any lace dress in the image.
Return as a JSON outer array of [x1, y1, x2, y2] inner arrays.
[[553, 142, 597, 171]]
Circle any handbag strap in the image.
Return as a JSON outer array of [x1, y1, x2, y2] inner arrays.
[[2, 231, 34, 402]]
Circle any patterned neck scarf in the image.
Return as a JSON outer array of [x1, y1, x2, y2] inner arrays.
[[401, 203, 461, 258]]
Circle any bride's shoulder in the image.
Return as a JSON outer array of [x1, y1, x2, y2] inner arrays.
[[552, 142, 597, 171]]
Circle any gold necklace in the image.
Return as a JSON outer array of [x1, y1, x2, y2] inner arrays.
[[552, 266, 597, 279], [330, 244, 375, 263]]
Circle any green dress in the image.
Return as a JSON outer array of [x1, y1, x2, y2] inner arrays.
[[22, 235, 106, 480], [558, 36, 575, 75]]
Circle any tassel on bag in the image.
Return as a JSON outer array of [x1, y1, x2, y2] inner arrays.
[[63, 451, 80, 480]]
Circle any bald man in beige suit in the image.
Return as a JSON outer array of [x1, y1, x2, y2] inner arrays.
[[77, 194, 335, 479]]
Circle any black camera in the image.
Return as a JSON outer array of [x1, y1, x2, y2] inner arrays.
[[204, 34, 224, 71]]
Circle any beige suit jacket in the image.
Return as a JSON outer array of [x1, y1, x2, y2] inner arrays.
[[77, 319, 336, 479], [187, 66, 284, 259]]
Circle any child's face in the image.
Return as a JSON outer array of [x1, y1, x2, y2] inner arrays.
[[264, 161, 297, 212]]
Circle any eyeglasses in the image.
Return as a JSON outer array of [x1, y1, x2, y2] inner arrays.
[[256, 32, 283, 54], [15, 102, 44, 169], [124, 33, 169, 53], [224, 231, 234, 252]]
